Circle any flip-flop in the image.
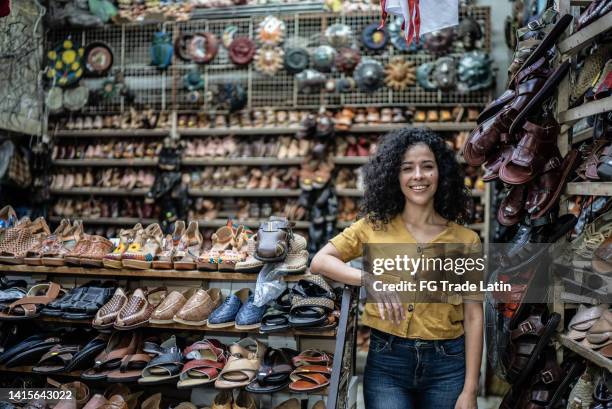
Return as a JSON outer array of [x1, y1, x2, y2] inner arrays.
[[107, 351, 152, 383]]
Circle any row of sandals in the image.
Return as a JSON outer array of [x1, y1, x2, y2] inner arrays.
[[0, 330, 333, 394], [463, 7, 611, 229], [0, 209, 307, 274], [0, 274, 339, 332]]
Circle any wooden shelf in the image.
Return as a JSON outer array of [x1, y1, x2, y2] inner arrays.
[[53, 129, 170, 138], [0, 265, 306, 282], [189, 188, 301, 197], [53, 159, 158, 167], [335, 189, 363, 197], [565, 182, 612, 196], [332, 157, 369, 165], [571, 127, 593, 145], [0, 365, 81, 378], [50, 188, 149, 196], [570, 0, 593, 5], [558, 335, 612, 371], [558, 12, 612, 55], [39, 316, 336, 338], [48, 217, 158, 226], [182, 157, 304, 166], [196, 219, 310, 229], [559, 96, 612, 125], [178, 123, 476, 137]]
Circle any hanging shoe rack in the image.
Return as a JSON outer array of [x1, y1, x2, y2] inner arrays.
[[552, 0, 612, 373]]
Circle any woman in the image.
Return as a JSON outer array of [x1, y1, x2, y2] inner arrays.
[[311, 128, 483, 409]]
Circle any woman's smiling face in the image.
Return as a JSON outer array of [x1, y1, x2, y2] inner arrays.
[[398, 143, 439, 206]]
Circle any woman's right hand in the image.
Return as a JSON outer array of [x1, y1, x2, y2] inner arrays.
[[362, 273, 406, 324]]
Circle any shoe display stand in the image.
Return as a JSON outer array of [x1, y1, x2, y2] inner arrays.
[[45, 7, 494, 243], [0, 263, 358, 409], [551, 0, 612, 373]]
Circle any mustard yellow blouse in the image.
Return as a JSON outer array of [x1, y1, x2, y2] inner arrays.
[[329, 216, 482, 340]]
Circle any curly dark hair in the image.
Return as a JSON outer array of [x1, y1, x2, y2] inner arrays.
[[361, 127, 470, 226]]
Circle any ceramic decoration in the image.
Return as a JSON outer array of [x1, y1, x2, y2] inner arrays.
[[84, 41, 114, 76], [63, 85, 89, 111], [387, 18, 422, 52], [296, 69, 326, 94], [150, 31, 173, 69], [183, 69, 205, 102], [222, 26, 239, 49], [254, 46, 284, 76], [284, 48, 310, 74], [325, 23, 353, 49], [257, 15, 285, 46], [335, 48, 361, 73], [432, 56, 456, 90], [457, 51, 492, 92], [312, 45, 336, 72], [46, 87, 64, 113], [188, 32, 219, 64], [457, 16, 482, 51], [175, 33, 194, 61], [384, 57, 416, 90], [336, 77, 356, 93], [46, 38, 85, 87], [354, 59, 385, 93], [228, 37, 256, 65], [361, 23, 388, 50], [423, 27, 455, 55]]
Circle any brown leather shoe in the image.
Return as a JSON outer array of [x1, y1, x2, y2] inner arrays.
[[149, 288, 196, 325], [92, 288, 128, 330], [173, 288, 222, 326], [80, 236, 115, 268], [114, 288, 167, 330]]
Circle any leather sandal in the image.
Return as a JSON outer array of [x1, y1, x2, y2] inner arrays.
[[47, 377, 90, 409], [504, 305, 561, 386], [114, 287, 167, 330], [246, 347, 298, 393], [33, 344, 82, 373], [254, 216, 294, 262], [177, 339, 227, 389], [197, 222, 233, 271], [497, 185, 527, 226], [499, 120, 561, 185], [0, 282, 63, 320], [288, 364, 332, 392], [41, 221, 84, 266], [107, 337, 152, 383], [173, 221, 203, 270], [24, 219, 71, 266], [82, 331, 140, 381], [92, 288, 128, 330], [138, 336, 183, 385], [214, 338, 266, 389]]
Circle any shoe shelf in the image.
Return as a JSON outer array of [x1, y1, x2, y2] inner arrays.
[[39, 316, 337, 338], [557, 335, 612, 371], [571, 127, 593, 145], [195, 219, 311, 229], [48, 217, 159, 226], [188, 189, 302, 197], [182, 158, 304, 166], [53, 159, 159, 167], [558, 96, 612, 125], [332, 157, 369, 166], [176, 123, 478, 137], [0, 365, 82, 378], [50, 188, 149, 196], [335, 188, 486, 198], [0, 265, 306, 282], [564, 182, 612, 196], [53, 129, 170, 138], [557, 11, 612, 55]]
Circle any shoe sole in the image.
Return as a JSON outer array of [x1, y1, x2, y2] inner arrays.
[[205, 321, 236, 329], [121, 259, 151, 270], [172, 317, 208, 326]]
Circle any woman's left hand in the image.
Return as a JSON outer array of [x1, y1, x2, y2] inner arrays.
[[454, 391, 477, 409]]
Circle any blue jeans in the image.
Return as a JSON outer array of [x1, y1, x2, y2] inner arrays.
[[364, 329, 466, 409]]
